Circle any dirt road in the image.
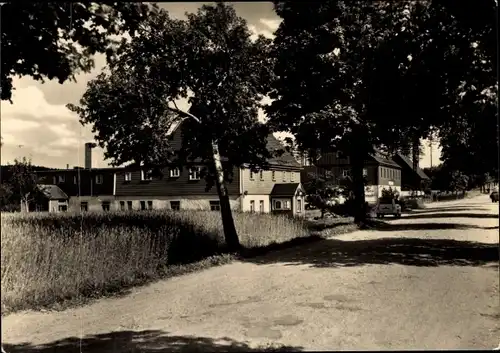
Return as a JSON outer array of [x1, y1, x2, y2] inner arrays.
[[2, 196, 499, 351]]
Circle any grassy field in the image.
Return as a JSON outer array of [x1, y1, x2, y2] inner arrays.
[[1, 210, 356, 315]]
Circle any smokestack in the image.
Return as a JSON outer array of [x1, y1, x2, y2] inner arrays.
[[85, 143, 96, 169]]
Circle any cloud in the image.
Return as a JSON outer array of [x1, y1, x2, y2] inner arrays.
[[259, 18, 281, 31], [248, 24, 276, 41], [1, 85, 74, 121], [0, 78, 97, 167]]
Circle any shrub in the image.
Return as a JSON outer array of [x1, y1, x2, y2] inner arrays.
[[1, 210, 309, 313]]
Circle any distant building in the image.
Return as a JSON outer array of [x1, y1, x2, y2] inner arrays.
[[301, 150, 402, 203], [391, 153, 430, 193]]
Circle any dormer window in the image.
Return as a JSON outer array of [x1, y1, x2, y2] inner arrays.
[[170, 167, 180, 178], [189, 167, 201, 181], [141, 169, 153, 181]]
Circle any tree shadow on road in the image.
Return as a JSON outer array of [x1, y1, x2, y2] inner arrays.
[[365, 221, 495, 231], [243, 237, 499, 268], [3, 330, 303, 353], [404, 213, 498, 220], [417, 205, 490, 213]]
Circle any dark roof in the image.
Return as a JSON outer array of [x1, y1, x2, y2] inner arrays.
[[37, 184, 69, 200], [36, 167, 123, 173], [270, 183, 304, 196], [265, 135, 302, 168], [394, 153, 430, 179], [370, 151, 402, 169], [168, 119, 301, 169]]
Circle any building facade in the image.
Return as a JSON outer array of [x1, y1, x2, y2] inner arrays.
[[302, 150, 402, 203], [34, 122, 305, 216]]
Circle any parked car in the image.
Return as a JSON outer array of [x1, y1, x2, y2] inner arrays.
[[490, 191, 499, 202], [376, 199, 402, 218]]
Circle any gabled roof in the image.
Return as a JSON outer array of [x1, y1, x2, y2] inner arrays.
[[370, 155, 401, 169], [314, 150, 401, 169], [394, 153, 430, 180], [270, 183, 305, 196], [167, 118, 301, 168], [37, 184, 69, 200], [265, 135, 302, 168]]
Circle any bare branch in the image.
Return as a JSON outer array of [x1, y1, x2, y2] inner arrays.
[[166, 101, 201, 124]]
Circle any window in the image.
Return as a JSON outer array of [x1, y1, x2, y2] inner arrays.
[[259, 170, 264, 181], [96, 174, 104, 184], [124, 172, 132, 182], [147, 201, 153, 210], [283, 200, 291, 209], [170, 167, 180, 178], [250, 170, 255, 180], [274, 200, 282, 209], [363, 168, 368, 177], [272, 171, 276, 181], [58, 175, 65, 183], [58, 205, 68, 212], [52, 176, 57, 184], [80, 202, 88, 212], [170, 201, 180, 211], [101, 201, 110, 211], [140, 201, 146, 210], [282, 171, 286, 181], [189, 167, 201, 181], [259, 200, 264, 212], [291, 172, 295, 182], [141, 170, 153, 181], [120, 201, 125, 211], [382, 168, 386, 178], [210, 201, 221, 211], [127, 201, 133, 210], [297, 199, 302, 213], [342, 169, 350, 178], [73, 175, 77, 184], [336, 151, 343, 159], [250, 200, 255, 212]]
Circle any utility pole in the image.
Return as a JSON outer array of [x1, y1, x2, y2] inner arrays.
[[428, 139, 433, 168]]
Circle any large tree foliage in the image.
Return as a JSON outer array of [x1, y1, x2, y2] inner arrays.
[[5, 158, 44, 212], [268, 1, 497, 222], [267, 2, 418, 223], [0, 2, 154, 101], [68, 3, 273, 251]]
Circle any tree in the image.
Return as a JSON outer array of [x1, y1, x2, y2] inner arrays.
[[8, 157, 44, 212], [303, 169, 341, 218], [68, 3, 273, 252], [1, 2, 155, 101], [267, 2, 420, 224], [0, 183, 14, 211], [267, 1, 496, 224], [449, 170, 469, 196]]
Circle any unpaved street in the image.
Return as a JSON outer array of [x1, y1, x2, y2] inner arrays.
[[2, 196, 499, 351]]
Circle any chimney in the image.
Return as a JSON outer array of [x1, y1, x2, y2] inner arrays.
[[66, 164, 69, 170], [85, 143, 96, 169]]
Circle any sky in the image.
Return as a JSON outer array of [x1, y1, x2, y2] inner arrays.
[[0, 2, 441, 169]]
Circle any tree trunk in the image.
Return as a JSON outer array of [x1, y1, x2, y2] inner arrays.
[[211, 141, 241, 252], [349, 149, 367, 225]]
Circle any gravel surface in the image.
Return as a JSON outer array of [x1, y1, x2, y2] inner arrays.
[[2, 195, 499, 351]]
